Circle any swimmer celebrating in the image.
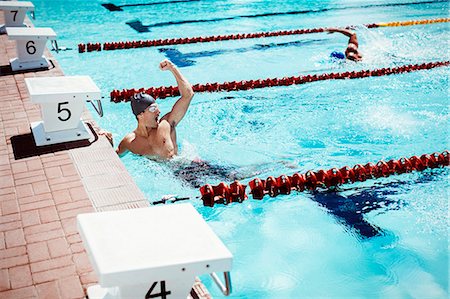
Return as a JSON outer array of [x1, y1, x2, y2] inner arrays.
[[326, 27, 362, 62], [116, 59, 194, 159]]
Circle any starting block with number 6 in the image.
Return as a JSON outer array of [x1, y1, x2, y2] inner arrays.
[[77, 204, 233, 299], [6, 27, 56, 71], [0, 1, 35, 34], [25, 76, 103, 146]]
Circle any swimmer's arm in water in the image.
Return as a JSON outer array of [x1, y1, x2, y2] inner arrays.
[[159, 59, 194, 128], [326, 28, 358, 46]]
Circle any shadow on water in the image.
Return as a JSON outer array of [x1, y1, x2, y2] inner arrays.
[[159, 39, 323, 67], [311, 170, 445, 239], [102, 0, 199, 12], [125, 0, 446, 32]]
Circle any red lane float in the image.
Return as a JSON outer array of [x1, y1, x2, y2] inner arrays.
[[110, 61, 450, 102], [78, 18, 450, 53], [199, 151, 449, 207]]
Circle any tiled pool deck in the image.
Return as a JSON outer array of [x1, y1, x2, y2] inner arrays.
[[0, 16, 210, 299]]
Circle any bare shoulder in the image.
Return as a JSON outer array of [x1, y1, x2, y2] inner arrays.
[[121, 132, 137, 144], [116, 132, 137, 155], [160, 115, 176, 129]]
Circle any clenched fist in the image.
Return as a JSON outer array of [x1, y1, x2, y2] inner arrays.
[[159, 59, 175, 71]]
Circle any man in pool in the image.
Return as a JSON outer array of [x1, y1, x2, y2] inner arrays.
[[326, 27, 362, 62], [116, 59, 194, 159]]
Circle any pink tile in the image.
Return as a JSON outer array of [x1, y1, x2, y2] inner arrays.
[[24, 221, 62, 236], [59, 206, 94, 220], [25, 228, 64, 244], [44, 166, 62, 179], [0, 221, 21, 232], [9, 265, 32, 289], [47, 238, 71, 258], [32, 265, 77, 284], [0, 200, 19, 216], [0, 286, 37, 298], [72, 252, 93, 274], [69, 242, 85, 254], [38, 206, 59, 223], [32, 181, 51, 195], [20, 199, 54, 212], [0, 232, 5, 250], [30, 255, 73, 273], [14, 175, 47, 186], [13, 169, 44, 180], [61, 217, 77, 236], [27, 242, 50, 263], [17, 192, 52, 205], [15, 184, 34, 198], [36, 281, 61, 299], [0, 175, 13, 189], [0, 246, 26, 259], [58, 276, 84, 299], [26, 159, 43, 171], [52, 190, 72, 205], [5, 229, 25, 248], [0, 255, 29, 270], [79, 270, 97, 287], [61, 164, 78, 177], [69, 186, 89, 201], [21, 210, 41, 227], [0, 268, 10, 291]]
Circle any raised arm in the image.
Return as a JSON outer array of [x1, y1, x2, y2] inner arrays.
[[160, 59, 194, 127], [326, 28, 358, 46]]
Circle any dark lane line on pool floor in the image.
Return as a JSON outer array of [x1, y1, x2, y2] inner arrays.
[[158, 39, 324, 67], [102, 0, 199, 12], [312, 171, 444, 239], [125, 0, 447, 32]]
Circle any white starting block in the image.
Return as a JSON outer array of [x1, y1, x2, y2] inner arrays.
[[25, 76, 103, 146], [6, 27, 56, 71], [77, 204, 233, 299], [0, 1, 35, 34]]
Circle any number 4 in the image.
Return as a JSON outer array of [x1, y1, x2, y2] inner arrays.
[[145, 281, 172, 299]]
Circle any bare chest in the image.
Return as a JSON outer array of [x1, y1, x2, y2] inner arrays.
[[139, 122, 177, 158]]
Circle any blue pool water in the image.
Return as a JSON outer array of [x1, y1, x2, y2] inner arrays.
[[31, 0, 448, 297]]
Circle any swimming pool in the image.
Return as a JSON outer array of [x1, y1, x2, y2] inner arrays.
[[31, 0, 448, 297]]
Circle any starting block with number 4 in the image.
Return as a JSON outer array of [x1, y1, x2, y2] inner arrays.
[[77, 204, 233, 299], [0, 1, 35, 34], [25, 76, 103, 146]]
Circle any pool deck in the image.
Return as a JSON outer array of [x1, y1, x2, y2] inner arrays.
[[0, 16, 210, 299]]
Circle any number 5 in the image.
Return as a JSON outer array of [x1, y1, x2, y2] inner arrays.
[[57, 102, 71, 121]]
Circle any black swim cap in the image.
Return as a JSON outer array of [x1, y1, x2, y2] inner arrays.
[[130, 93, 156, 116]]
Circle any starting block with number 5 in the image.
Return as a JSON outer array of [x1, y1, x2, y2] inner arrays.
[[0, 1, 35, 34], [6, 27, 57, 72], [25, 76, 103, 146], [77, 204, 233, 299]]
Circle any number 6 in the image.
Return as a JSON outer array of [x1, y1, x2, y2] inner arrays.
[[26, 41, 36, 55]]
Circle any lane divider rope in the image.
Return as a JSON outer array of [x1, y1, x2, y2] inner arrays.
[[199, 151, 449, 207], [110, 61, 449, 102], [79, 18, 449, 53]]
